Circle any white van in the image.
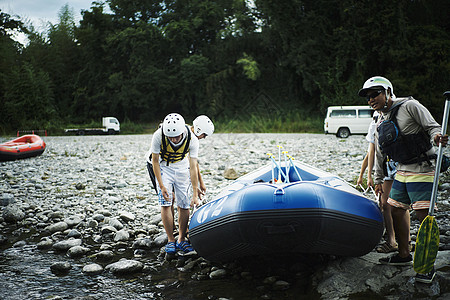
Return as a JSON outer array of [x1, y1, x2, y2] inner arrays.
[[324, 106, 374, 138]]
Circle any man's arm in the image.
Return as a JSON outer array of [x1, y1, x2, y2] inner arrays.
[[367, 142, 375, 187], [152, 153, 170, 201], [197, 161, 206, 195], [357, 153, 368, 186], [373, 132, 385, 195], [189, 157, 199, 207]]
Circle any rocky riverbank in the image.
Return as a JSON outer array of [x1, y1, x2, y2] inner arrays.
[[1, 133, 450, 299]]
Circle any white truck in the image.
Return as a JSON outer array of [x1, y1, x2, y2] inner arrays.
[[65, 117, 120, 135], [324, 106, 374, 138]]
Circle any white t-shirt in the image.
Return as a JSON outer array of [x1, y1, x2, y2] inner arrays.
[[147, 127, 199, 168], [365, 120, 377, 144]]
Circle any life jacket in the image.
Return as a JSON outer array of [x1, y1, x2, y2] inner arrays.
[[160, 125, 191, 165], [377, 102, 434, 165]]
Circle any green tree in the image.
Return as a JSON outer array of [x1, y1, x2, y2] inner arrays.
[[0, 11, 27, 132], [3, 62, 56, 130], [46, 4, 80, 118]]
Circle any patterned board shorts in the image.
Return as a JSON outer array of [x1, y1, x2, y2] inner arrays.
[[388, 170, 434, 210]]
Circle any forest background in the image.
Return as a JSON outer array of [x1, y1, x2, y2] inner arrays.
[[1, 0, 449, 135]]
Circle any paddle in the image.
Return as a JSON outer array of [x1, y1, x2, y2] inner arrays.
[[413, 91, 450, 274]]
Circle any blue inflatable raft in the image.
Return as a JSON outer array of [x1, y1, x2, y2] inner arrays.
[[189, 159, 383, 262]]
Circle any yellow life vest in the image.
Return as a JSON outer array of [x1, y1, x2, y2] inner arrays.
[[160, 125, 191, 165]]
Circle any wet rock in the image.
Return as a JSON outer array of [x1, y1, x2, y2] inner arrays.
[[67, 245, 89, 257], [50, 262, 72, 275], [132, 238, 153, 250], [209, 268, 227, 279], [105, 259, 144, 275], [83, 263, 103, 276], [52, 238, 82, 251], [96, 250, 114, 262], [273, 280, 290, 291], [37, 238, 53, 249]]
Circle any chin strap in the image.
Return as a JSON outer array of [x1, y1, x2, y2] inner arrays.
[[383, 89, 390, 109]]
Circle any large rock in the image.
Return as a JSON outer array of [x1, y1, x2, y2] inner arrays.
[[1, 193, 15, 206], [83, 263, 104, 276], [223, 168, 239, 180], [105, 259, 144, 275], [2, 205, 25, 223], [52, 239, 82, 251], [45, 221, 69, 233], [314, 250, 450, 299], [50, 262, 72, 275]]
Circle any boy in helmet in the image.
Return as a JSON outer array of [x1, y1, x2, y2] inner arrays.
[[150, 113, 200, 259], [146, 115, 215, 230], [191, 115, 215, 198], [358, 76, 448, 283]]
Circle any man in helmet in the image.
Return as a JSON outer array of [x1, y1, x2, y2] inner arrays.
[[358, 76, 448, 283], [149, 113, 200, 259]]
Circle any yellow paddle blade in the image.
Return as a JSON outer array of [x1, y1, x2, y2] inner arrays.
[[413, 215, 439, 274]]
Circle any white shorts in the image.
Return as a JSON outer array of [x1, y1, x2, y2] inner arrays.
[[157, 164, 191, 209]]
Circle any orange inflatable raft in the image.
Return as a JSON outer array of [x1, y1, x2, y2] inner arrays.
[[0, 135, 46, 161]]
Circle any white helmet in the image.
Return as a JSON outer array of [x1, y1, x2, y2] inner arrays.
[[163, 113, 185, 137], [358, 76, 395, 99], [193, 115, 214, 137]]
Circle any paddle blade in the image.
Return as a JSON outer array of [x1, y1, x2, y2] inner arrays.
[[413, 215, 439, 274]]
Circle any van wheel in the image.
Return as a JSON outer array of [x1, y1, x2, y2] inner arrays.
[[337, 128, 350, 138]]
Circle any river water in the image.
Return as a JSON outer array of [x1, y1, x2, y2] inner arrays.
[[0, 236, 324, 299]]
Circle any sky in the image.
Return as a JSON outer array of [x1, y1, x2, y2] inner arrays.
[[0, 0, 105, 43]]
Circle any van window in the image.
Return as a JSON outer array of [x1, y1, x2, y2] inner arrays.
[[358, 109, 373, 118], [330, 110, 356, 118]]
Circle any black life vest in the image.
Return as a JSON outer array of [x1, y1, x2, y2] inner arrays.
[[377, 103, 434, 165], [159, 125, 191, 165]]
